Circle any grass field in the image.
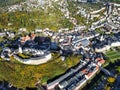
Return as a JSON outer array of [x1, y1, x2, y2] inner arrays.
[[0, 54, 80, 89], [116, 66, 120, 72], [105, 49, 120, 62]]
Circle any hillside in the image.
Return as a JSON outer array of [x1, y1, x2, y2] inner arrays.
[[0, 0, 87, 31], [0, 54, 80, 88], [0, 0, 25, 7]]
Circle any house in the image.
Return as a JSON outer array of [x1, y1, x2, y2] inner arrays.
[[87, 0, 99, 3], [20, 35, 31, 45], [30, 33, 36, 40], [78, 0, 87, 3], [73, 0, 99, 3], [1, 47, 11, 61], [20, 33, 37, 45], [104, 24, 112, 32], [0, 32, 6, 37], [6, 32, 15, 38], [95, 58, 105, 66], [50, 42, 58, 50], [19, 28, 27, 32], [81, 39, 90, 47], [35, 28, 43, 33]]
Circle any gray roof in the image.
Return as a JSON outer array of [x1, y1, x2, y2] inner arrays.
[[81, 39, 90, 47]]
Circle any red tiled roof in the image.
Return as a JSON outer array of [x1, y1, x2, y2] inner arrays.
[[20, 34, 36, 44], [87, 66, 99, 77], [82, 69, 87, 73], [96, 65, 99, 69], [96, 58, 105, 65], [31, 33, 36, 40], [86, 72, 92, 77]]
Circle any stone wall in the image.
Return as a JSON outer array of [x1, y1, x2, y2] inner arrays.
[[14, 52, 52, 65]]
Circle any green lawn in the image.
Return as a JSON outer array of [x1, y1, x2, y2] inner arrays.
[[105, 49, 120, 62], [0, 54, 80, 89], [116, 66, 120, 72]]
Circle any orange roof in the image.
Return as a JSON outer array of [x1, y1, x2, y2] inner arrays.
[[82, 69, 87, 73], [99, 59, 105, 64], [96, 65, 99, 69], [21, 37, 26, 41], [31, 33, 36, 40], [20, 35, 30, 43], [96, 58, 105, 65], [25, 35, 30, 41], [96, 58, 101, 61], [86, 72, 92, 77], [87, 66, 99, 77]]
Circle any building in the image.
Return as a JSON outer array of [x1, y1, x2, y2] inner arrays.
[[72, 0, 99, 3], [77, 0, 87, 3], [87, 0, 99, 3]]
